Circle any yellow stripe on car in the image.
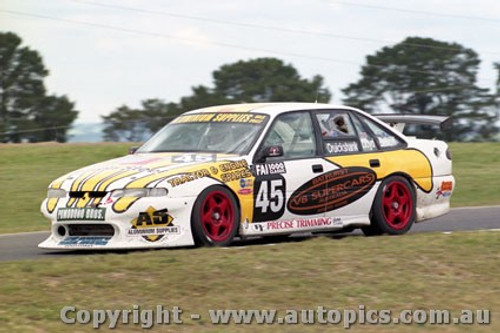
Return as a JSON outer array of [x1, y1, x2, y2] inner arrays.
[[326, 149, 433, 192], [46, 181, 62, 214]]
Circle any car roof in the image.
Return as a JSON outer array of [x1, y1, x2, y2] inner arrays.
[[183, 102, 361, 116]]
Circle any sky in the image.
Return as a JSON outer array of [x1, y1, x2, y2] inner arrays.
[[1, 0, 500, 123]]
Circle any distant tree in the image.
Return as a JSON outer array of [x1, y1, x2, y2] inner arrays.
[[31, 95, 78, 142], [178, 85, 228, 112], [102, 99, 178, 142], [103, 57, 331, 141], [179, 57, 331, 110], [492, 62, 500, 141], [0, 32, 78, 142], [342, 37, 498, 141], [213, 57, 330, 103], [495, 62, 500, 100]]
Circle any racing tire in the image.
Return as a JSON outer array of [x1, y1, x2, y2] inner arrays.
[[362, 176, 416, 236], [191, 185, 240, 247]]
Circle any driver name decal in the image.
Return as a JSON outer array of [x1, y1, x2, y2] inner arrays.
[[287, 167, 376, 215]]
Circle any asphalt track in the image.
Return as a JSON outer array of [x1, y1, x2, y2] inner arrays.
[[0, 206, 498, 262]]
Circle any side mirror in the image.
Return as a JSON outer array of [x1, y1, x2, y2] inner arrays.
[[257, 145, 284, 162], [129, 146, 139, 154]]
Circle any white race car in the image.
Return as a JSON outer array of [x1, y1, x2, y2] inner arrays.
[[39, 103, 454, 249]]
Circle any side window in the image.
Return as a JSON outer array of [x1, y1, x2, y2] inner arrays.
[[360, 116, 405, 149], [316, 112, 360, 155], [351, 115, 377, 152], [317, 112, 356, 138], [262, 112, 316, 159]]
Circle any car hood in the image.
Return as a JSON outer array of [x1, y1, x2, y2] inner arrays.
[[49, 152, 245, 192]]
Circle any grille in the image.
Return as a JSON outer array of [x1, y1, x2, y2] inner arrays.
[[69, 191, 108, 198], [67, 224, 115, 237]]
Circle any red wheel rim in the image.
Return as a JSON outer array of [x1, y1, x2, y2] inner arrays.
[[200, 191, 234, 242], [382, 181, 413, 230]]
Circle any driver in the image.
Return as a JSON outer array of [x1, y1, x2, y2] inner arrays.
[[322, 115, 349, 137]]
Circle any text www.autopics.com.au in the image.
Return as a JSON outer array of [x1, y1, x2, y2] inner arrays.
[[60, 305, 490, 329]]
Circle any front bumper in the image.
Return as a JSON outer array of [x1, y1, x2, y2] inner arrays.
[[39, 196, 197, 250]]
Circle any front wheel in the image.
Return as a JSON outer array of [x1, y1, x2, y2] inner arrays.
[[191, 186, 240, 246], [362, 176, 416, 236]]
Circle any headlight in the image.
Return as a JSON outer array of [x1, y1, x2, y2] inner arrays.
[[148, 188, 169, 197], [47, 189, 66, 198], [110, 188, 168, 198]]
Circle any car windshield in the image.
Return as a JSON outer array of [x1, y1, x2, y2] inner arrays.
[[138, 112, 269, 154]]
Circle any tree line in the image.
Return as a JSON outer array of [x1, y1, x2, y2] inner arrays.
[[1, 31, 499, 142], [0, 32, 77, 143]]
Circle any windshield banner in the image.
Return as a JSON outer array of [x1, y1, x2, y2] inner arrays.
[[172, 113, 267, 124]]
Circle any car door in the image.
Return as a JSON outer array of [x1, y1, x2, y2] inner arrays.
[[250, 111, 333, 233], [312, 109, 405, 222]]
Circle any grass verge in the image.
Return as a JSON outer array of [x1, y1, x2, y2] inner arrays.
[[0, 231, 498, 332]]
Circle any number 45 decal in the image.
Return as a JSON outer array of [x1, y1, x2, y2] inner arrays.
[[253, 176, 286, 222]]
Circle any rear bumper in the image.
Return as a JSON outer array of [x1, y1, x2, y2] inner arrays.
[[415, 175, 455, 222]]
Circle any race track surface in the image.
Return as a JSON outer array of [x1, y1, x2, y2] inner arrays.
[[0, 206, 498, 262]]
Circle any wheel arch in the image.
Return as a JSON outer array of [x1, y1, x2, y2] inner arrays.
[[369, 171, 417, 217], [382, 172, 418, 192]]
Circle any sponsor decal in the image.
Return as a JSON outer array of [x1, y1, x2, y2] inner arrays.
[[253, 162, 287, 176], [167, 169, 211, 187], [436, 181, 453, 199], [288, 167, 377, 215], [332, 217, 342, 226], [129, 206, 179, 242], [252, 223, 264, 232], [172, 113, 267, 124], [220, 160, 248, 172], [57, 208, 106, 221], [378, 136, 399, 147], [253, 217, 337, 232], [360, 133, 377, 151], [266, 220, 294, 230], [58, 236, 111, 247], [219, 160, 253, 182], [240, 178, 253, 188], [325, 141, 359, 154], [166, 160, 252, 187], [238, 178, 253, 195], [238, 188, 252, 195]]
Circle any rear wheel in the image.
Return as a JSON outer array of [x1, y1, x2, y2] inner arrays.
[[191, 186, 239, 246], [362, 176, 416, 236]]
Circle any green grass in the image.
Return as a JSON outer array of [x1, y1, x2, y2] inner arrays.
[[0, 232, 498, 332], [0, 143, 130, 234], [448, 142, 500, 207], [0, 142, 499, 234]]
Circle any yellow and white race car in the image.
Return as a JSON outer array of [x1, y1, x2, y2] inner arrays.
[[39, 103, 455, 249]]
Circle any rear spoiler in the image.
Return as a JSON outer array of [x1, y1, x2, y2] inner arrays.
[[374, 114, 452, 132]]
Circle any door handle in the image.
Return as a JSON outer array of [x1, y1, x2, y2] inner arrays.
[[369, 159, 380, 168], [312, 164, 323, 173]]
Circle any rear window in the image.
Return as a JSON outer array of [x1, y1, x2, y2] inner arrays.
[[359, 115, 405, 149]]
